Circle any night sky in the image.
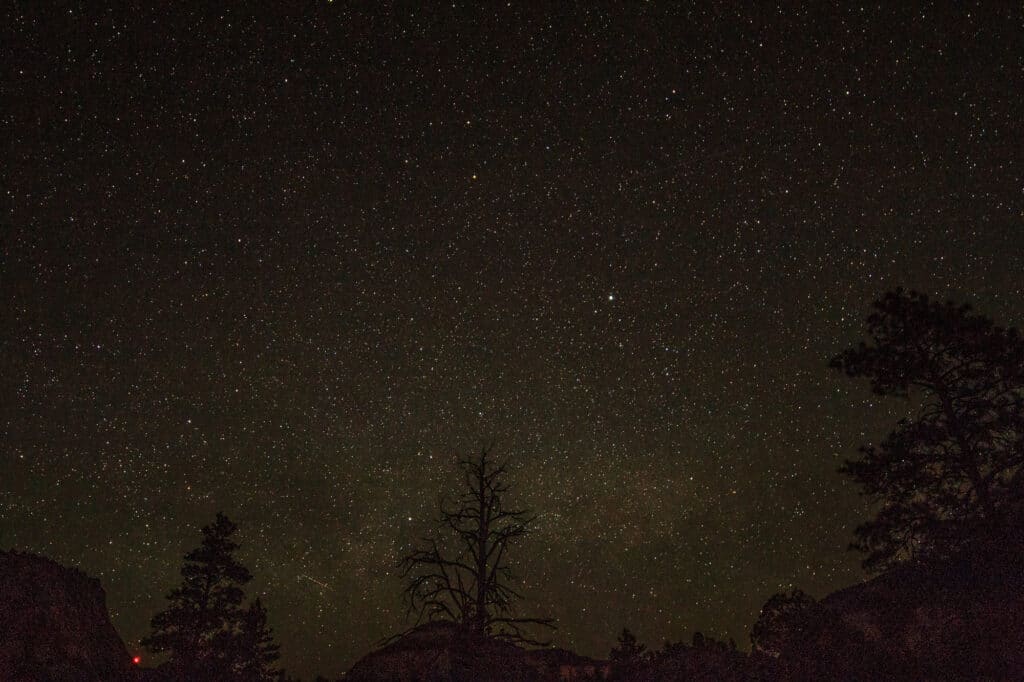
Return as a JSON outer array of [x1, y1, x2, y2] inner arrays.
[[3, 3, 1022, 679]]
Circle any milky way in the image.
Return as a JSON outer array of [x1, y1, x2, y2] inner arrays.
[[3, 4, 1022, 678]]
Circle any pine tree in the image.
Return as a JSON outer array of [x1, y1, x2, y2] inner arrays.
[[143, 512, 254, 678], [233, 598, 283, 681], [832, 289, 1024, 570], [608, 628, 647, 681], [610, 627, 646, 663], [749, 590, 819, 659], [751, 589, 885, 678]]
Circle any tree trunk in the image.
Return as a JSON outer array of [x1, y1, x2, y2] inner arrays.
[[474, 451, 489, 636]]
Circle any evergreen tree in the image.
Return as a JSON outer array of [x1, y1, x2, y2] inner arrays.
[[610, 627, 646, 663], [143, 512, 254, 679], [751, 589, 886, 679], [608, 628, 647, 681], [832, 289, 1024, 571], [233, 598, 283, 681], [749, 590, 819, 659]]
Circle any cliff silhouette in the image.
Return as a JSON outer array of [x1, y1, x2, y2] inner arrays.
[[0, 549, 134, 682]]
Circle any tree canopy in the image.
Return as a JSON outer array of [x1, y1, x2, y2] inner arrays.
[[832, 289, 1024, 570], [750, 589, 883, 680]]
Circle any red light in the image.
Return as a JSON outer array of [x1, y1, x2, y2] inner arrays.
[[132, 656, 141, 665]]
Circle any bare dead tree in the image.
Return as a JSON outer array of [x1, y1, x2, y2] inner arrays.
[[398, 447, 555, 645]]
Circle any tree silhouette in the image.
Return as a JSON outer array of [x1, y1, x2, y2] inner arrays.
[[751, 589, 889, 680], [749, 589, 819, 659], [398, 447, 554, 644], [232, 598, 283, 681], [609, 627, 646, 664], [143, 512, 254, 679], [607, 627, 648, 680], [832, 289, 1024, 571]]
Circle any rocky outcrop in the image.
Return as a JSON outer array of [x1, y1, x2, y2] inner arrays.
[[345, 622, 603, 682], [820, 558, 1024, 680], [0, 549, 134, 681], [521, 648, 610, 680]]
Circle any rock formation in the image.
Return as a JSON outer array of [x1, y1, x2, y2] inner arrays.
[[0, 549, 134, 682], [345, 622, 608, 682], [820, 557, 1024, 680]]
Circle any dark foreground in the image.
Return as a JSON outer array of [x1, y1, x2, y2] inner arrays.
[[3, 548, 1023, 681]]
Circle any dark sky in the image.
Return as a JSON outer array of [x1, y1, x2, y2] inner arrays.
[[3, 3, 1022, 679]]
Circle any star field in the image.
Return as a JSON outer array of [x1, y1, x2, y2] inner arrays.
[[3, 4, 1022, 679]]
